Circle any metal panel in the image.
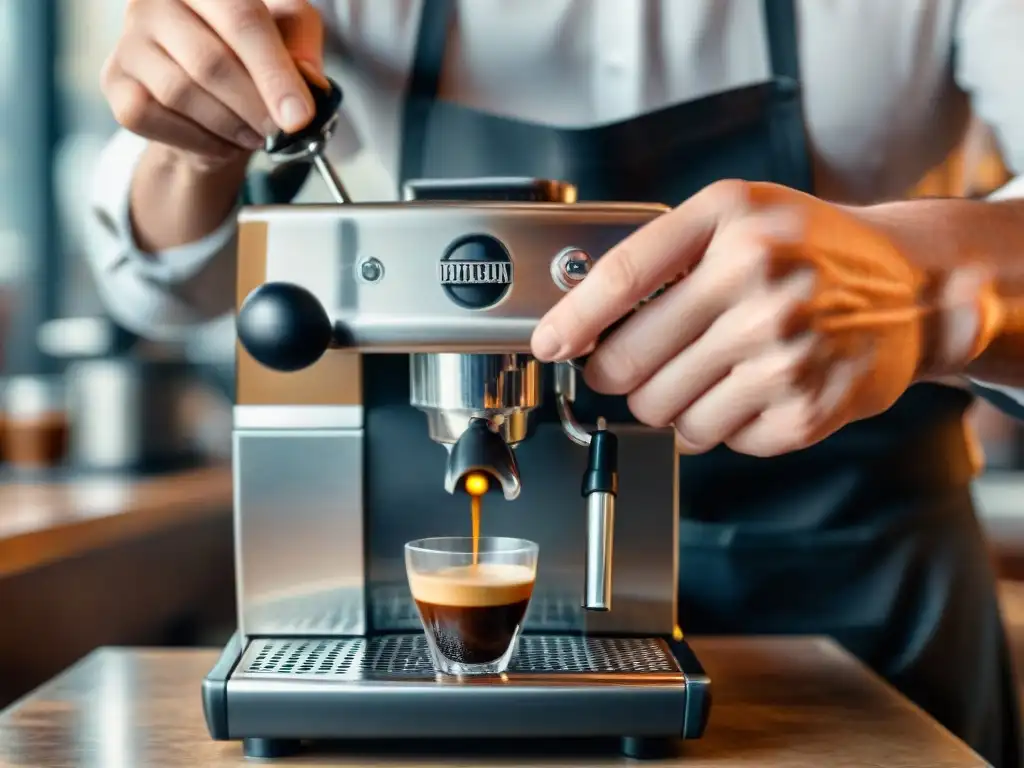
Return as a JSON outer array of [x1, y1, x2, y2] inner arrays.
[[256, 203, 666, 351], [235, 428, 366, 636]]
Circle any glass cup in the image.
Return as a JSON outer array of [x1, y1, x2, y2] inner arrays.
[[405, 536, 539, 676]]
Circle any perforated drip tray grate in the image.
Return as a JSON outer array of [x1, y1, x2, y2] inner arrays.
[[237, 635, 681, 681]]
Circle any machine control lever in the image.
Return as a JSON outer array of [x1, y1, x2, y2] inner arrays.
[[264, 73, 352, 204], [582, 420, 617, 612]]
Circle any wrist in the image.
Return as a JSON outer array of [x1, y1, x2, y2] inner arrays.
[[130, 143, 250, 253], [853, 200, 1002, 381], [140, 142, 251, 186]]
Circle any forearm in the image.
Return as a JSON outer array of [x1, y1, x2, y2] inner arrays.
[[857, 196, 1024, 385], [129, 144, 250, 253]]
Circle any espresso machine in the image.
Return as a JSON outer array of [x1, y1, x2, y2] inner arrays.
[[202, 79, 711, 760]]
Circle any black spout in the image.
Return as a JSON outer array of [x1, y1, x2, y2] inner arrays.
[[444, 418, 522, 501]]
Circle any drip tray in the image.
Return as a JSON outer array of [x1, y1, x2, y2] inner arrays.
[[224, 635, 709, 741], [238, 635, 681, 679]]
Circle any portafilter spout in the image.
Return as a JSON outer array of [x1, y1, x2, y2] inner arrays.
[[409, 353, 541, 501], [444, 418, 522, 501]]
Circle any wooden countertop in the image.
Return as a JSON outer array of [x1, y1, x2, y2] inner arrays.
[[0, 465, 232, 579], [0, 637, 984, 767]]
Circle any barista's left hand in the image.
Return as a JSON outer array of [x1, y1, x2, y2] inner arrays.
[[530, 181, 997, 457]]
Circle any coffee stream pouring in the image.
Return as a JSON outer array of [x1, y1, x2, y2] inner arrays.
[[246, 74, 621, 612]]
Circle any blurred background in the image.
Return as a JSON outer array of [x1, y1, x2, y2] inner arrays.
[[2, 0, 1024, 718], [0, 0, 235, 710]]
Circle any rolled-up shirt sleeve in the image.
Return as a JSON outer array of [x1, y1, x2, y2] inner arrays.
[[83, 128, 240, 342], [953, 0, 1024, 415]]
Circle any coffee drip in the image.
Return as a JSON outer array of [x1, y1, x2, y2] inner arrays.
[[463, 471, 489, 565]]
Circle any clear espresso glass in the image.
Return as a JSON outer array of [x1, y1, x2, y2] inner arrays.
[[405, 536, 539, 676]]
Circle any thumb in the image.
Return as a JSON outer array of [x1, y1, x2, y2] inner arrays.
[[266, 0, 326, 86]]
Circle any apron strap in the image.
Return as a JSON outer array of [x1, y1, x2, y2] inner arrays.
[[399, 0, 455, 184], [763, 0, 802, 83], [762, 0, 813, 193]]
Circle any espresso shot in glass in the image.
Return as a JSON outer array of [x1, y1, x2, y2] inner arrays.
[[405, 537, 539, 676]]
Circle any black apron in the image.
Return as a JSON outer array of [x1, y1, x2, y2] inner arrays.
[[257, 0, 1021, 763]]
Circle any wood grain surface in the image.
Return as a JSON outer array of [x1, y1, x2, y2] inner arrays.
[[0, 466, 232, 579], [0, 637, 986, 767]]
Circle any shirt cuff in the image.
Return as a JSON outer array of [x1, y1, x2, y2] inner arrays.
[[89, 128, 240, 283]]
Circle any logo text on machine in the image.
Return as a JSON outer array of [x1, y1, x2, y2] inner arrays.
[[438, 261, 513, 285]]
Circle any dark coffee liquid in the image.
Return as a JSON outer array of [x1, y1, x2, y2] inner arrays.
[[415, 597, 530, 664], [409, 563, 535, 666]]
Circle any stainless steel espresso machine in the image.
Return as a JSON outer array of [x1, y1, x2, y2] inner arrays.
[[201, 78, 711, 761]]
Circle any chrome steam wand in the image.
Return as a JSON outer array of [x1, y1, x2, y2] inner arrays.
[[555, 363, 618, 611]]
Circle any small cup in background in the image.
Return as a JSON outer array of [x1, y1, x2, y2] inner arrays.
[[2, 375, 69, 470]]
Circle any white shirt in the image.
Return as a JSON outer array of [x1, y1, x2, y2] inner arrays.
[[84, 0, 1024, 394]]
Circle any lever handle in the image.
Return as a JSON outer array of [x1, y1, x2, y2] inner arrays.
[[264, 74, 344, 158], [262, 73, 352, 203], [581, 425, 618, 611]]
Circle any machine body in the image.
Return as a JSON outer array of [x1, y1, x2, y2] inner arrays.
[[204, 114, 710, 759]]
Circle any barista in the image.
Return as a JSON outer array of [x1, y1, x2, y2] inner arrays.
[[88, 1, 1024, 765]]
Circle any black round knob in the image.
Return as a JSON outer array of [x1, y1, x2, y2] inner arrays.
[[236, 282, 332, 372]]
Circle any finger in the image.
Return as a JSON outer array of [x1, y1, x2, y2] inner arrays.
[[725, 356, 865, 457], [103, 63, 241, 158], [531, 179, 749, 362], [269, 0, 326, 73], [672, 335, 818, 452], [183, 0, 315, 131], [119, 37, 263, 150], [626, 270, 816, 428], [582, 266, 727, 396], [151, 0, 275, 136], [585, 214, 778, 395]]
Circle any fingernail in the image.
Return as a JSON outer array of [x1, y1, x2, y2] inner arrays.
[[278, 95, 310, 131], [236, 127, 263, 149], [532, 324, 566, 361]]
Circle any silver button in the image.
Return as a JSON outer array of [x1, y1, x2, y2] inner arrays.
[[551, 248, 593, 291], [358, 257, 384, 283]]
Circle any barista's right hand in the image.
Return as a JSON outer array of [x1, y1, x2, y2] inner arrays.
[[101, 0, 325, 167]]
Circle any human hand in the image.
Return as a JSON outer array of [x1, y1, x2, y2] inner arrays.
[[531, 181, 997, 457], [101, 0, 326, 168]]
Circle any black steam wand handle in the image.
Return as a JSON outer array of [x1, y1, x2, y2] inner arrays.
[[581, 419, 618, 612]]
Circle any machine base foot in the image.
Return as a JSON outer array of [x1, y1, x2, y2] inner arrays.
[[242, 738, 301, 759], [621, 736, 674, 760]]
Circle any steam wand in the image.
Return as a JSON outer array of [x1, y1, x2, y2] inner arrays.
[[555, 363, 618, 611]]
